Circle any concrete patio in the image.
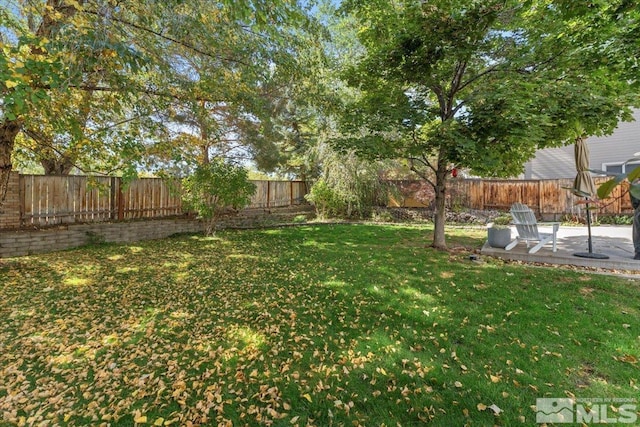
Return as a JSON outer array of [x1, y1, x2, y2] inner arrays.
[[481, 224, 640, 274]]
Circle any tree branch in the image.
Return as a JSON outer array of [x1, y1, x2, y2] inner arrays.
[[431, 85, 448, 121], [447, 60, 467, 115], [458, 47, 570, 94], [81, 9, 254, 68], [86, 109, 162, 136], [408, 156, 436, 189], [457, 63, 501, 93], [22, 128, 84, 173], [60, 83, 226, 104]]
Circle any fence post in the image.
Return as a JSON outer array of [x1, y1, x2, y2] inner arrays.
[[267, 180, 271, 209], [290, 181, 294, 206], [110, 177, 117, 220], [117, 178, 124, 220]]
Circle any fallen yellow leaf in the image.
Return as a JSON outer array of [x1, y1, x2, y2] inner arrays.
[[134, 415, 148, 424], [302, 393, 312, 402], [619, 354, 638, 364]]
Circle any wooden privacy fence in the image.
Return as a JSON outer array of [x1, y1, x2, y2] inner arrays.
[[18, 175, 308, 227], [10, 175, 634, 228], [391, 178, 634, 219], [450, 178, 634, 218], [250, 180, 308, 209]]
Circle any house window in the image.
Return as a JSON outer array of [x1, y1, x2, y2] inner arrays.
[[602, 162, 640, 175]]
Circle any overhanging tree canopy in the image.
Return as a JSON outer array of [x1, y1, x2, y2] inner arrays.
[[336, 0, 640, 249], [1, 0, 324, 201]]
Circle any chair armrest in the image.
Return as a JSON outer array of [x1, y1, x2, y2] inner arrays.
[[539, 222, 560, 232]]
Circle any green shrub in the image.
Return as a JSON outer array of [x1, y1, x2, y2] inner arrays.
[[305, 179, 345, 219], [306, 143, 389, 220], [490, 214, 512, 229], [598, 214, 633, 225], [181, 160, 256, 235]]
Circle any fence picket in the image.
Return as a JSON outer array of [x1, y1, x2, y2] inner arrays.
[[16, 175, 308, 227], [13, 175, 633, 229], [416, 177, 633, 220]]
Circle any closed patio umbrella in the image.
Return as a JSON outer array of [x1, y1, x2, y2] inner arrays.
[[572, 136, 609, 259], [573, 137, 596, 198]]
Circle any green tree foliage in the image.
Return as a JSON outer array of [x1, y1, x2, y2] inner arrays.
[[305, 142, 388, 219], [181, 159, 256, 235], [305, 178, 341, 219], [1, 0, 325, 203], [137, 0, 329, 176], [597, 155, 640, 201], [336, 0, 640, 249]]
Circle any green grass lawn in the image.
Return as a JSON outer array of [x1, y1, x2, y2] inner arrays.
[[0, 224, 638, 426]]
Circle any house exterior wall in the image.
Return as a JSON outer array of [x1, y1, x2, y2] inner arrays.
[[523, 109, 640, 179]]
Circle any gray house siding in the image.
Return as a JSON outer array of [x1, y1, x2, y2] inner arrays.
[[523, 109, 640, 179]]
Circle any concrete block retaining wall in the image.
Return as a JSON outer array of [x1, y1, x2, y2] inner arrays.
[[0, 206, 314, 258]]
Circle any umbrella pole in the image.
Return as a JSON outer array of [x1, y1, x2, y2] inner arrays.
[[574, 198, 609, 259], [586, 201, 593, 253]]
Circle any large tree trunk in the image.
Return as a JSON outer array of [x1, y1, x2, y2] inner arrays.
[[0, 0, 83, 202], [38, 83, 94, 175], [41, 157, 75, 175], [23, 129, 78, 175], [0, 121, 22, 207], [431, 157, 448, 250]]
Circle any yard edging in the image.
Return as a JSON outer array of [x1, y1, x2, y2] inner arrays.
[[0, 206, 314, 258]]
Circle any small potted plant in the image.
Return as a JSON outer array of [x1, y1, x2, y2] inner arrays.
[[487, 214, 512, 248]]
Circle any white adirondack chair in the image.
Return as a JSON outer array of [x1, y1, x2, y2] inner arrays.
[[504, 202, 560, 254]]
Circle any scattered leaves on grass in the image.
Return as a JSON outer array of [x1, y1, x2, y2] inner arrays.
[[0, 224, 638, 426]]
